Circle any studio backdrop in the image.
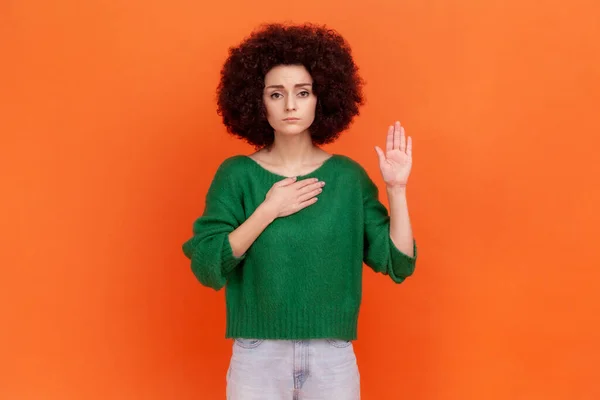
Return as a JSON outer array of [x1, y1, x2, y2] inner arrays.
[[1, 0, 599, 399]]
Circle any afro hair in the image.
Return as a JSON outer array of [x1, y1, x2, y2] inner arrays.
[[216, 22, 365, 149]]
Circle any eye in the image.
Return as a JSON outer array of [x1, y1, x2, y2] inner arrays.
[[270, 93, 282, 99], [298, 91, 310, 97]]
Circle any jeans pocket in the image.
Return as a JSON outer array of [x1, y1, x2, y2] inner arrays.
[[326, 338, 352, 348], [234, 338, 264, 349]]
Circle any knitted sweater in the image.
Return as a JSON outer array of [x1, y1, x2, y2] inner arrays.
[[182, 154, 417, 340]]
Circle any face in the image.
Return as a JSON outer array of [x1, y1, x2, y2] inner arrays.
[[262, 64, 317, 137]]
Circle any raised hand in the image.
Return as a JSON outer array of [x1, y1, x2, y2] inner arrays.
[[374, 121, 413, 188]]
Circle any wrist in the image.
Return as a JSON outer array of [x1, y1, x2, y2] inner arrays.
[[257, 202, 278, 224], [386, 184, 407, 195]]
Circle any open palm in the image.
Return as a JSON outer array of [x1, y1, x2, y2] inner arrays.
[[374, 121, 413, 187]]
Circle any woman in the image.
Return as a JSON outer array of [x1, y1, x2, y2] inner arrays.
[[182, 22, 418, 400]]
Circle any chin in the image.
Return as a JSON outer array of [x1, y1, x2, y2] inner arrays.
[[276, 125, 311, 135]]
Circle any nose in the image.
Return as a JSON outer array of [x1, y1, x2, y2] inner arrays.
[[285, 96, 297, 112]]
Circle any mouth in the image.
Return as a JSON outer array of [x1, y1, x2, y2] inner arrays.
[[283, 118, 300, 121]]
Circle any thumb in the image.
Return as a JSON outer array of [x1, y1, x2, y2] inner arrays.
[[374, 146, 385, 164]]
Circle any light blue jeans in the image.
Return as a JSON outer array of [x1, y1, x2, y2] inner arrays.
[[226, 338, 361, 399]]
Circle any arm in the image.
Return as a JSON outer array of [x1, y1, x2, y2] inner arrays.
[[182, 160, 254, 291], [228, 203, 276, 258], [365, 120, 418, 283], [387, 185, 415, 257], [182, 201, 276, 291], [182, 163, 312, 290], [362, 173, 417, 283]]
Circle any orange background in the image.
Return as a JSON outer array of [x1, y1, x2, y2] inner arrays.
[[2, 0, 599, 399]]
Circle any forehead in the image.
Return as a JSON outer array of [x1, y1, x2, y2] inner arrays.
[[264, 65, 312, 85]]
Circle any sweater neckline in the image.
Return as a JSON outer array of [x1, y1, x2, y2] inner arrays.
[[243, 154, 339, 179]]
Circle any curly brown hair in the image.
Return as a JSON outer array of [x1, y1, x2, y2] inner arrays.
[[216, 23, 366, 149]]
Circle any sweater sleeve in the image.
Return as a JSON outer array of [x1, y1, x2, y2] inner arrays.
[[361, 167, 417, 284], [182, 159, 246, 291]]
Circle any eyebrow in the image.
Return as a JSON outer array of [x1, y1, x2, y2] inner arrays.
[[264, 83, 313, 90]]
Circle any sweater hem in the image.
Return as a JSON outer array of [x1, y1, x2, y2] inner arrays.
[[224, 303, 360, 341]]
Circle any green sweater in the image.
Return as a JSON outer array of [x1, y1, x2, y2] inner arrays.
[[182, 154, 417, 341]]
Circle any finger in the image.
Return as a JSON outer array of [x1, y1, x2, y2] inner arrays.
[[298, 186, 322, 202], [374, 146, 385, 164], [386, 125, 394, 153], [400, 125, 406, 152], [297, 196, 319, 211], [276, 176, 298, 187], [298, 180, 324, 195], [394, 121, 401, 150], [294, 177, 320, 189], [407, 136, 412, 158]]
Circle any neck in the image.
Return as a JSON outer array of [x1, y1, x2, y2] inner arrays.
[[265, 130, 320, 166]]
